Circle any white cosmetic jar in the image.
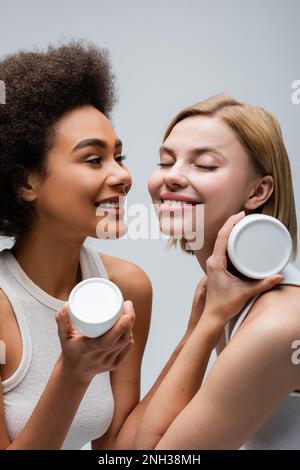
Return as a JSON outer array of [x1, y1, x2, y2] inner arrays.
[[68, 277, 124, 338], [227, 214, 292, 279]]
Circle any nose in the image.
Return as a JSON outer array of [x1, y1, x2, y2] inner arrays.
[[106, 160, 132, 193], [163, 166, 189, 190]]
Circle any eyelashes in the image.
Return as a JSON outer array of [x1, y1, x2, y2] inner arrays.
[[86, 154, 127, 165], [157, 163, 217, 171], [194, 165, 217, 171], [115, 154, 127, 163]]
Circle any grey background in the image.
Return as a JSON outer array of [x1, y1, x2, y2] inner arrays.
[[0, 0, 299, 448]]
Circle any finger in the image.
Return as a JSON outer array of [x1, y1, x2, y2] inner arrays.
[[104, 336, 133, 363], [194, 276, 208, 302], [123, 300, 136, 323], [198, 275, 208, 288], [250, 274, 285, 296], [96, 327, 134, 358], [55, 303, 73, 339], [96, 308, 134, 347], [110, 342, 134, 370], [117, 302, 135, 332], [114, 320, 134, 347], [213, 211, 245, 259]]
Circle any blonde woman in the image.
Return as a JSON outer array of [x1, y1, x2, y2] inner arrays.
[[133, 94, 300, 449]]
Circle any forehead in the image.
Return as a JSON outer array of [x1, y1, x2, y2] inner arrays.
[[52, 105, 117, 151], [164, 115, 242, 154]]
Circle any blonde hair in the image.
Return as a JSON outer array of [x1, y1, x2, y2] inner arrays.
[[164, 93, 298, 259]]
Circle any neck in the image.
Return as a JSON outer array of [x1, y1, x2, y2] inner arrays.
[[11, 224, 85, 301], [193, 248, 209, 274], [192, 236, 216, 273], [193, 241, 249, 280]]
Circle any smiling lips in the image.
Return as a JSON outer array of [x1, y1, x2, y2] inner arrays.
[[94, 195, 125, 218], [93, 194, 203, 215], [159, 202, 199, 212], [159, 193, 203, 212]]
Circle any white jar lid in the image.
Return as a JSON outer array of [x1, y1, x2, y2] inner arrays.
[[227, 214, 292, 279], [69, 277, 123, 324]]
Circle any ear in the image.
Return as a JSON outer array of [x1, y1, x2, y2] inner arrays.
[[17, 171, 41, 202], [244, 175, 274, 211]]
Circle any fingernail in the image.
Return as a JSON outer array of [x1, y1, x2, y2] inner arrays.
[[60, 304, 67, 315], [238, 210, 245, 216]]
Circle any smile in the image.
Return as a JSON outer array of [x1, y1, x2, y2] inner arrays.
[[94, 195, 126, 210], [159, 198, 203, 212], [94, 198, 125, 219], [160, 199, 200, 206], [95, 201, 121, 209]]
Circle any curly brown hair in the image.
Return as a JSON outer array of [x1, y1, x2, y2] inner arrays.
[[0, 39, 117, 241]]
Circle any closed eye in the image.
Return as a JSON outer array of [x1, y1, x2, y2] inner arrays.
[[157, 163, 174, 167], [157, 163, 217, 171], [194, 165, 217, 171]]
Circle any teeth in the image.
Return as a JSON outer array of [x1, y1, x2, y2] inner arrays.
[[95, 201, 120, 208], [162, 199, 194, 206]]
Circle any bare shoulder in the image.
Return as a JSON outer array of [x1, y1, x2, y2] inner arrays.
[[97, 253, 152, 355], [229, 285, 300, 391], [98, 252, 152, 301], [215, 285, 300, 394], [214, 285, 300, 357], [239, 284, 300, 338]]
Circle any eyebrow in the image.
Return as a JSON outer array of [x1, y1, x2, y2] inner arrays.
[[159, 145, 226, 161], [71, 138, 123, 153]]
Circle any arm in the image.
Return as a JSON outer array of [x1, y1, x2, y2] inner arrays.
[[153, 304, 300, 450], [132, 212, 285, 449], [93, 213, 284, 450], [92, 260, 191, 450], [132, 313, 224, 449], [0, 291, 135, 449], [92, 261, 152, 450]]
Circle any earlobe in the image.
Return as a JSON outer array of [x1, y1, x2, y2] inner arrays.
[[244, 175, 274, 211], [17, 186, 36, 202], [16, 172, 39, 202]]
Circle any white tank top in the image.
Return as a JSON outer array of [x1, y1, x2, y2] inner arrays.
[[224, 262, 300, 449], [0, 245, 114, 450]]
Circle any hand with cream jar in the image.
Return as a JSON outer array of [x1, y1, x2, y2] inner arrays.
[[227, 213, 292, 280], [68, 277, 125, 338]]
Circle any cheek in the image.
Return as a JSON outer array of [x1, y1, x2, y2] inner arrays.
[[37, 167, 101, 215], [192, 170, 248, 236], [195, 169, 247, 204], [63, 166, 103, 194], [190, 172, 227, 206]]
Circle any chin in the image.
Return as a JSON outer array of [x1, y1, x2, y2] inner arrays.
[[95, 219, 128, 240], [159, 219, 185, 238]]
